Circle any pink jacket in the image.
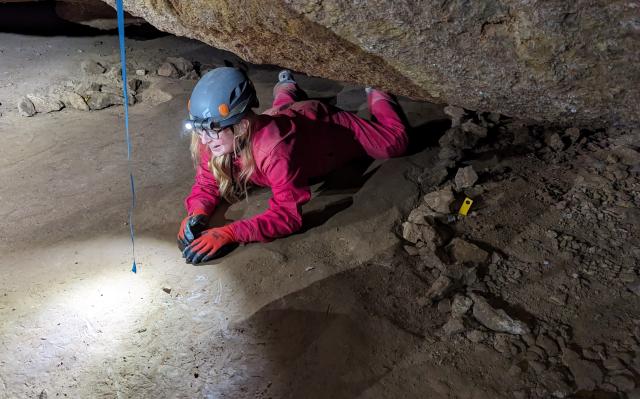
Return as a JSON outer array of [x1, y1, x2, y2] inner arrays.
[[185, 92, 407, 243]]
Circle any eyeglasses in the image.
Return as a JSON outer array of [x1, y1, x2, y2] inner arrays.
[[194, 126, 224, 140]]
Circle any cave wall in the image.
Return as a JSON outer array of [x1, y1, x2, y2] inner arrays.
[[78, 0, 640, 126]]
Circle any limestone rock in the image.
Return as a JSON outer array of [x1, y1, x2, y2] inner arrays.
[[451, 294, 473, 317], [447, 238, 489, 264], [426, 275, 452, 301], [402, 221, 441, 249], [17, 97, 36, 117], [454, 166, 478, 189], [26, 94, 64, 114], [63, 92, 90, 111], [423, 187, 454, 214], [470, 294, 530, 335], [442, 317, 465, 336], [86, 92, 124, 110], [101, 0, 640, 127]]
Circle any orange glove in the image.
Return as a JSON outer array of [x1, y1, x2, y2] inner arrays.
[[182, 225, 237, 264], [177, 210, 209, 250]]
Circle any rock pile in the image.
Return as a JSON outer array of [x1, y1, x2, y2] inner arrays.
[[16, 56, 201, 117], [399, 104, 640, 398]]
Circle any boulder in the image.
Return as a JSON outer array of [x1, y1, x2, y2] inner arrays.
[[102, 0, 640, 127]]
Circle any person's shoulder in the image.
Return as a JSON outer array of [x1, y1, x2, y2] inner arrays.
[[251, 115, 296, 159]]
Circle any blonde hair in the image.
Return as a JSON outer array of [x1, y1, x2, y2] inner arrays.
[[190, 113, 257, 202]]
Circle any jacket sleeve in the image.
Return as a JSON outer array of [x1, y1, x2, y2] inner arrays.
[[229, 156, 311, 243], [184, 145, 221, 216]]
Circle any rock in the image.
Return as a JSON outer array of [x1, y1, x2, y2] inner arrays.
[[80, 60, 106, 74], [407, 204, 436, 224], [438, 146, 463, 162], [73, 81, 102, 94], [461, 120, 488, 138], [162, 286, 172, 294], [443, 105, 466, 127], [528, 360, 546, 374], [628, 387, 640, 398], [26, 94, 64, 113], [447, 238, 489, 264], [182, 70, 200, 80], [564, 127, 580, 143], [628, 278, 640, 296], [138, 87, 173, 106], [612, 146, 640, 166], [609, 374, 636, 392], [561, 349, 603, 391], [426, 276, 452, 301], [401, 221, 441, 249], [487, 112, 501, 123], [402, 221, 423, 244], [86, 91, 123, 110], [602, 357, 626, 371], [157, 62, 181, 78], [166, 56, 194, 75], [403, 245, 419, 256], [441, 317, 465, 336], [545, 132, 565, 151], [62, 92, 90, 111], [470, 294, 530, 335], [423, 187, 454, 214], [104, 65, 122, 81], [465, 330, 487, 343], [110, 0, 640, 127], [454, 166, 478, 189], [439, 126, 479, 151], [135, 69, 147, 76], [437, 298, 451, 313], [17, 97, 36, 116], [451, 294, 473, 317], [536, 335, 560, 357]]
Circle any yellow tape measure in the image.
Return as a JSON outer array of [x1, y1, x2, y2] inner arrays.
[[458, 197, 473, 216]]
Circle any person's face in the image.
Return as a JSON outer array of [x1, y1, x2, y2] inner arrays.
[[198, 126, 235, 157]]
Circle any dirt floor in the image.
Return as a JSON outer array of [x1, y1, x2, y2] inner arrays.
[[0, 30, 639, 399]]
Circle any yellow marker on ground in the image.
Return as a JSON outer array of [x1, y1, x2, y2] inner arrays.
[[459, 197, 473, 216]]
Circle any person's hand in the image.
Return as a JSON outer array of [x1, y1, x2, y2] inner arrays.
[[177, 211, 209, 250], [183, 225, 237, 264]]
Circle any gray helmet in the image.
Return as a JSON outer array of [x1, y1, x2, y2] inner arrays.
[[187, 67, 258, 129]]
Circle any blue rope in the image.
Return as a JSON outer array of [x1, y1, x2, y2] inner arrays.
[[115, 0, 137, 273]]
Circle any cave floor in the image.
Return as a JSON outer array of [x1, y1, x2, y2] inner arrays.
[[0, 33, 639, 399]]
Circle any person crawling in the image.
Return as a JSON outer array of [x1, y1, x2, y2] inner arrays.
[[178, 67, 407, 264]]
